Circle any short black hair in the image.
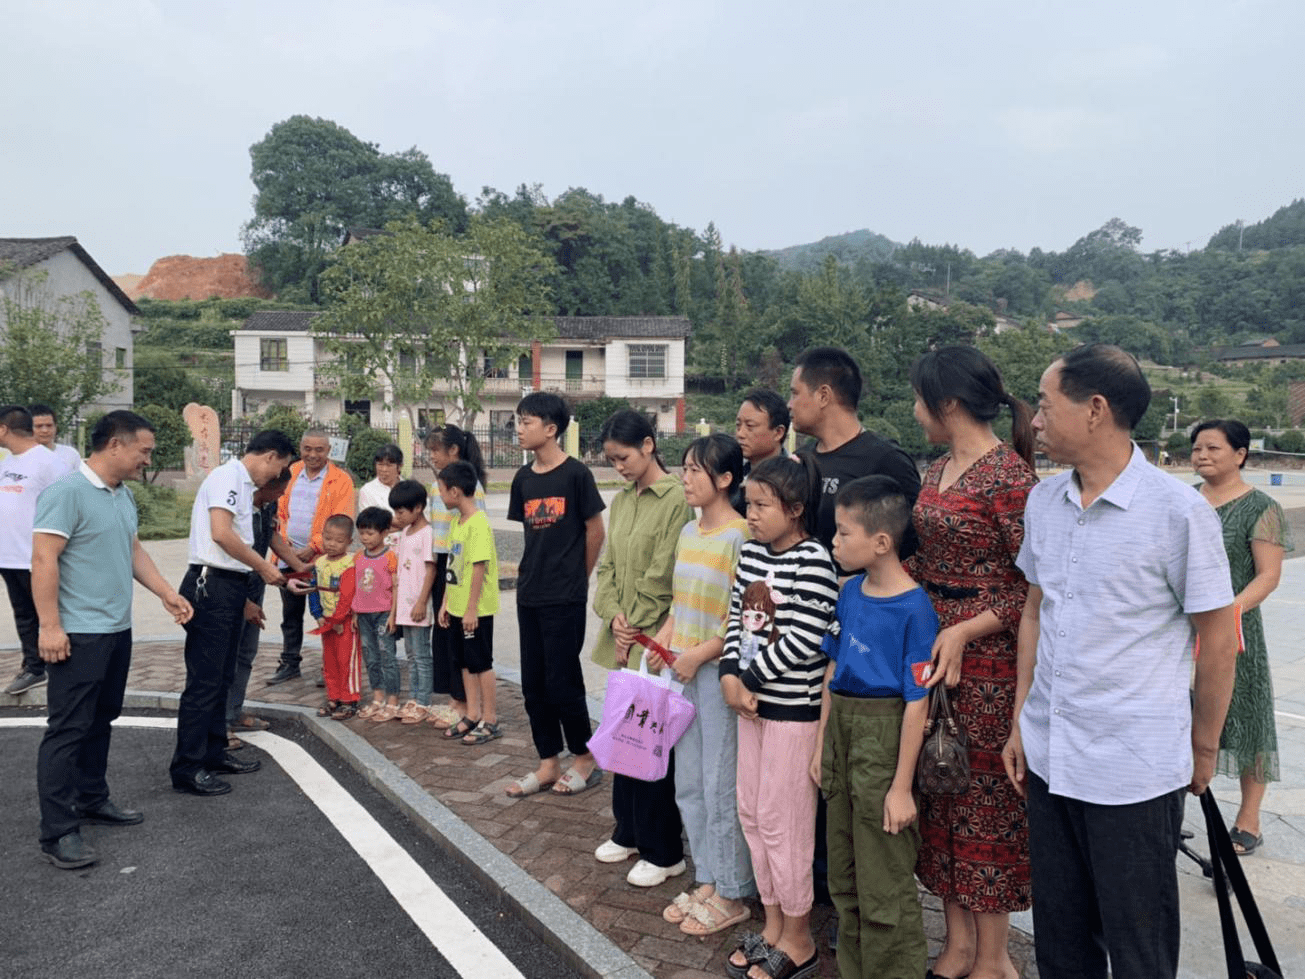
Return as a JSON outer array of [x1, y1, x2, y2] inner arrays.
[[388, 479, 428, 512], [246, 430, 297, 458], [373, 443, 404, 466], [265, 467, 293, 489], [741, 388, 790, 435], [795, 346, 862, 410], [323, 513, 354, 537], [516, 391, 570, 437], [1056, 343, 1151, 431], [1190, 418, 1252, 469], [355, 506, 393, 533], [0, 405, 34, 435], [90, 411, 155, 453], [836, 475, 912, 551], [27, 403, 56, 422], [437, 460, 478, 497]]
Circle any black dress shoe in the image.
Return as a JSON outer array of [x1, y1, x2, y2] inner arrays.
[[42, 830, 97, 869], [77, 800, 144, 826], [265, 664, 301, 686], [210, 753, 261, 775], [172, 770, 232, 796]]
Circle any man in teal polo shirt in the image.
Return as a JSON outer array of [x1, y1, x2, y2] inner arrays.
[[32, 411, 193, 870]]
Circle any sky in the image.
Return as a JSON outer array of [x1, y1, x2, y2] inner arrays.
[[4, 0, 1303, 276]]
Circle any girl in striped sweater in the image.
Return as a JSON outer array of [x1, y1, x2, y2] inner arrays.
[[720, 455, 839, 979], [652, 434, 756, 936]]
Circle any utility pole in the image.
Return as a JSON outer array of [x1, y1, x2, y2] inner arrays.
[[1237, 219, 1245, 253], [1171, 396, 1180, 433]]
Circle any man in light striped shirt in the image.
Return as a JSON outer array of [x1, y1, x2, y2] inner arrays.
[[1002, 344, 1237, 979]]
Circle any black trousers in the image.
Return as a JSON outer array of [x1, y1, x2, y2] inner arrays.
[[611, 756, 684, 868], [37, 629, 132, 844], [1026, 772, 1184, 979], [517, 602, 591, 759], [278, 583, 308, 669], [430, 554, 465, 701], [171, 565, 247, 779], [1, 567, 43, 676]]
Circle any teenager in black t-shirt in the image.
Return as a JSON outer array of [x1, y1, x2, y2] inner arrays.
[[505, 393, 606, 799]]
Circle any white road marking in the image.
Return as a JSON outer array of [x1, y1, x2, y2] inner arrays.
[[0, 716, 524, 979]]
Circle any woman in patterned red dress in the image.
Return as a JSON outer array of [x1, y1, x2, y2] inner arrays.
[[906, 346, 1036, 979]]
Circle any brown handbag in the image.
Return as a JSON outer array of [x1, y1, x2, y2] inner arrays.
[[916, 683, 970, 796]]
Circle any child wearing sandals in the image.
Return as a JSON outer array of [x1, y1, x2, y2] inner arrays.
[[388, 480, 437, 724], [650, 434, 757, 936], [720, 456, 838, 979], [353, 507, 401, 722], [305, 514, 362, 719], [436, 461, 501, 746]]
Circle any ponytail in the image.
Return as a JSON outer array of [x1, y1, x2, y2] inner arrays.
[[749, 454, 822, 538], [1005, 393, 1035, 469], [599, 409, 666, 472]]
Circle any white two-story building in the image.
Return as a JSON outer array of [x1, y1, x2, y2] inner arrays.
[[232, 312, 691, 433], [0, 236, 139, 411]]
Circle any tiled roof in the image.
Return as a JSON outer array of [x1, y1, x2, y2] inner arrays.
[[240, 312, 694, 339], [0, 236, 140, 315], [1209, 344, 1305, 361]]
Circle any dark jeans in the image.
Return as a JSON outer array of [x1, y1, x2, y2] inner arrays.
[[611, 756, 684, 868], [1, 567, 43, 676], [517, 602, 592, 760], [37, 629, 132, 844], [430, 555, 465, 701], [1026, 772, 1185, 979], [278, 583, 308, 669], [171, 565, 247, 779], [225, 578, 265, 726]]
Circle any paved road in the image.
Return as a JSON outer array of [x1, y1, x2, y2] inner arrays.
[[0, 714, 582, 979]]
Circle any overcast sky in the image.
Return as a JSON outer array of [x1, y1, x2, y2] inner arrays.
[[4, 0, 1302, 275]]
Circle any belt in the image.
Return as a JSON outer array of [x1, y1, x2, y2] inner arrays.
[[921, 579, 981, 600], [189, 563, 249, 580]]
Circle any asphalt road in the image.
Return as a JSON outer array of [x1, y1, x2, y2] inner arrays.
[[0, 709, 582, 979]]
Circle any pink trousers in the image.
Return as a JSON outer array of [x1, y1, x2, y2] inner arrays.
[[736, 715, 819, 916]]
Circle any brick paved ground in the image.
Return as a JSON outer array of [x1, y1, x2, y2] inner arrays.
[[90, 641, 1040, 979]]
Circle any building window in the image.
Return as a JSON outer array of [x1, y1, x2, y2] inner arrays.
[[115, 347, 127, 368], [628, 343, 666, 379], [398, 348, 417, 376], [417, 408, 445, 432], [86, 341, 101, 371], [260, 338, 288, 372], [517, 353, 532, 381]]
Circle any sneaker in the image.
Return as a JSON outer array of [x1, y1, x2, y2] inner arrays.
[[595, 839, 640, 863], [397, 701, 428, 725], [627, 859, 687, 888], [370, 703, 400, 723], [265, 664, 301, 686], [5, 671, 47, 695]]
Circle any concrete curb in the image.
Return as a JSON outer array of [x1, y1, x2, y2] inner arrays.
[[3, 685, 652, 979]]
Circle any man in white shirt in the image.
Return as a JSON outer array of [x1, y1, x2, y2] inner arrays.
[[28, 404, 82, 474], [1002, 344, 1238, 979], [169, 431, 297, 797], [1, 406, 67, 695]]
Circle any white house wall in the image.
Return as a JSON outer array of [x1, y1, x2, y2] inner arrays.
[[16, 251, 135, 411], [603, 339, 685, 401]]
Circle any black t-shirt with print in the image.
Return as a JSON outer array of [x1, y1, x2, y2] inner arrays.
[[508, 456, 607, 607], [801, 431, 922, 570]]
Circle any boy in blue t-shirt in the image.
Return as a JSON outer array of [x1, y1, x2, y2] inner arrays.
[[811, 475, 938, 979]]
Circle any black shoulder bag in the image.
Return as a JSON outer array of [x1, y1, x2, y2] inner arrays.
[[1200, 789, 1283, 979]]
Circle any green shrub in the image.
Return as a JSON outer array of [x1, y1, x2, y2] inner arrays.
[[1273, 429, 1305, 454]]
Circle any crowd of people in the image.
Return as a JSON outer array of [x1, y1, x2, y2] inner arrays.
[[0, 337, 1293, 979]]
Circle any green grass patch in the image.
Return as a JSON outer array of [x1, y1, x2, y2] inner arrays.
[[133, 483, 196, 541]]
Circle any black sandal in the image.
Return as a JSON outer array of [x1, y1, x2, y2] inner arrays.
[[442, 716, 477, 740], [726, 932, 771, 979], [331, 702, 359, 720], [316, 700, 341, 717], [752, 948, 819, 979]]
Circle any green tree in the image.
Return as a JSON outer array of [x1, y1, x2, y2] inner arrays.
[[242, 116, 468, 301], [315, 216, 552, 428], [0, 268, 120, 427], [977, 322, 1076, 406], [135, 404, 189, 483], [572, 396, 635, 437]]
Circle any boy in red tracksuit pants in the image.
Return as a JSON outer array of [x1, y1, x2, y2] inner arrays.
[[305, 514, 361, 718]]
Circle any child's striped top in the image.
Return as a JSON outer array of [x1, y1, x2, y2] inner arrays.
[[669, 517, 749, 650], [428, 480, 487, 554]]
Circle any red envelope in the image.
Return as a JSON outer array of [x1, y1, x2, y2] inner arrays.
[[632, 632, 677, 666], [911, 661, 934, 686]]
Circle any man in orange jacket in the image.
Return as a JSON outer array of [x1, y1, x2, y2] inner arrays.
[[266, 431, 356, 685]]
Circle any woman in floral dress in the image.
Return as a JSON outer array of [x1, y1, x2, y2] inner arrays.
[[1191, 418, 1293, 855], [907, 346, 1037, 979]]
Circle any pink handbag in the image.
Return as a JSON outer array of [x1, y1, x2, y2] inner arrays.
[[587, 656, 696, 782]]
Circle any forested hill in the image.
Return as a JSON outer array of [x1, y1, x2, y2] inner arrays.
[[764, 228, 900, 271], [1208, 199, 1305, 251]]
